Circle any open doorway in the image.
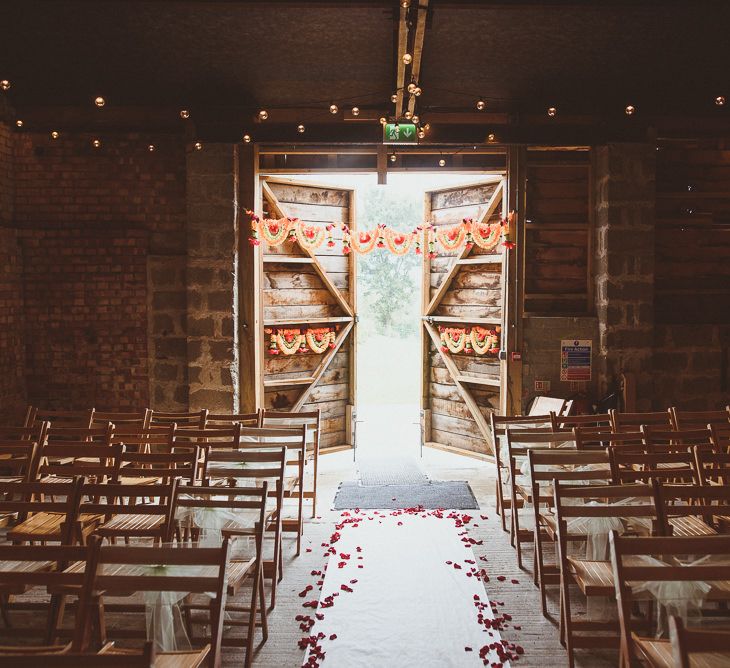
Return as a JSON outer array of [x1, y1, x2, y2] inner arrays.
[[260, 171, 497, 463]]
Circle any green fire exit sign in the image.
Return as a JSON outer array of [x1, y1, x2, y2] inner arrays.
[[383, 122, 418, 144]]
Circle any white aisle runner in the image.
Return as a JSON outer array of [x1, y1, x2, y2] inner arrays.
[[304, 511, 510, 667]]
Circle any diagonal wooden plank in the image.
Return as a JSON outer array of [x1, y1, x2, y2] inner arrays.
[[406, 1, 429, 117], [293, 320, 354, 412], [425, 181, 503, 316], [394, 3, 410, 120], [262, 180, 354, 318], [423, 321, 493, 452]]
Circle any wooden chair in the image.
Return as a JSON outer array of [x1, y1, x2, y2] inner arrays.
[[27, 409, 95, 430], [505, 428, 576, 569], [206, 412, 260, 428], [149, 409, 208, 429], [202, 444, 287, 610], [176, 481, 270, 667], [573, 427, 643, 452], [0, 440, 40, 484], [670, 407, 730, 431], [74, 537, 225, 668], [92, 409, 152, 430], [610, 532, 730, 668], [172, 425, 240, 481], [610, 409, 673, 432], [654, 481, 730, 538], [490, 413, 553, 532], [608, 449, 698, 487], [37, 442, 123, 482], [669, 615, 730, 668], [237, 426, 308, 558], [115, 441, 198, 486], [642, 426, 714, 455], [0, 643, 157, 667], [0, 541, 89, 646], [0, 421, 49, 445], [551, 412, 611, 432], [109, 424, 176, 457], [260, 408, 321, 517], [710, 422, 730, 454], [527, 448, 611, 618], [86, 479, 180, 544], [45, 423, 114, 447], [553, 481, 659, 668]]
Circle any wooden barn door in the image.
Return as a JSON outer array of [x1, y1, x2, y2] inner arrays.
[[421, 178, 506, 458], [260, 177, 356, 453]]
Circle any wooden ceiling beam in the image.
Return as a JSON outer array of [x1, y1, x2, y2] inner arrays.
[[407, 1, 430, 118], [394, 2, 410, 120]]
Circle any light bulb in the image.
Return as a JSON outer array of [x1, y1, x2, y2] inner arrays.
[[297, 124, 305, 133], [242, 134, 252, 143], [194, 141, 203, 151], [547, 106, 557, 117], [716, 95, 726, 106], [476, 99, 486, 111], [412, 115, 419, 124], [423, 123, 430, 130], [50, 131, 59, 140], [148, 144, 155, 152], [418, 129, 425, 139], [439, 159, 446, 167], [0, 80, 10, 91], [401, 0, 410, 7], [379, 117, 387, 125], [402, 53, 412, 65], [404, 110, 412, 119], [351, 106, 360, 116], [180, 109, 190, 119], [487, 133, 496, 142], [15, 120, 22, 128], [258, 109, 268, 120], [329, 104, 338, 114], [414, 87, 422, 96], [389, 154, 397, 163], [390, 94, 398, 104], [407, 83, 416, 94], [94, 96, 105, 108], [92, 138, 101, 148], [625, 105, 636, 116]]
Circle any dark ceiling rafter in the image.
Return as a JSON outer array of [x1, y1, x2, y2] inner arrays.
[[394, 0, 430, 120]]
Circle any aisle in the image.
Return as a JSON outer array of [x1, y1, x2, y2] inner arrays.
[[300, 509, 521, 667]]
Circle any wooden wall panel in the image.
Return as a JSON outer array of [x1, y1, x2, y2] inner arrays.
[[524, 150, 591, 315]]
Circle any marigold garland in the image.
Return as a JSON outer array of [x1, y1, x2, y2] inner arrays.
[[247, 211, 513, 256], [265, 327, 337, 355], [439, 325, 501, 356]]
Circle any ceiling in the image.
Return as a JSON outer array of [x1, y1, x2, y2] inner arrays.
[[2, 0, 729, 118]]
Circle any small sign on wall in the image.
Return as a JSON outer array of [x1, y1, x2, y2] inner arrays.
[[560, 339, 592, 382]]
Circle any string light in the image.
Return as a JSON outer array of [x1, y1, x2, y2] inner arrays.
[[179, 109, 190, 119], [716, 95, 726, 106], [412, 115, 419, 124], [407, 83, 416, 94], [625, 104, 636, 115], [417, 128, 425, 139], [243, 134, 252, 143], [94, 96, 105, 108], [414, 86, 422, 97], [0, 80, 10, 91], [92, 138, 101, 148], [329, 104, 338, 114], [401, 0, 410, 7], [423, 122, 431, 131], [50, 131, 59, 140], [15, 120, 22, 128], [476, 100, 486, 111], [258, 109, 269, 120], [351, 106, 360, 116], [487, 133, 496, 142], [194, 141, 203, 151], [404, 110, 412, 120], [547, 106, 557, 117], [402, 53, 412, 65], [439, 158, 446, 167], [379, 117, 387, 125], [148, 144, 156, 152], [390, 94, 398, 104], [389, 153, 397, 163], [297, 124, 305, 133]]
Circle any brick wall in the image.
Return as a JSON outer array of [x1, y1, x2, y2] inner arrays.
[[13, 131, 187, 410]]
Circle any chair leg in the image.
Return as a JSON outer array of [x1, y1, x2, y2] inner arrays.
[[259, 566, 268, 643], [0, 594, 11, 628], [245, 576, 258, 668], [46, 594, 66, 644]]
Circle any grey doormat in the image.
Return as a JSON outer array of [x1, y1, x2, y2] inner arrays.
[[332, 481, 479, 510], [356, 457, 428, 486]]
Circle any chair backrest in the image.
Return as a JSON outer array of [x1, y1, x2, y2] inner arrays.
[[669, 407, 730, 431], [551, 412, 611, 432], [0, 439, 40, 481], [506, 428, 575, 459], [46, 423, 114, 445], [75, 536, 230, 663], [641, 426, 714, 455], [117, 443, 198, 485], [260, 409, 320, 448], [78, 480, 180, 542], [710, 422, 730, 453], [529, 397, 566, 417], [110, 424, 176, 453], [669, 615, 730, 668], [490, 413, 553, 466], [172, 424, 242, 448], [654, 481, 730, 536], [573, 426, 643, 451], [149, 409, 208, 429], [608, 448, 697, 485], [693, 445, 730, 486], [0, 477, 85, 543], [609, 408, 673, 432], [92, 409, 152, 430], [610, 532, 730, 667], [0, 644, 156, 667], [206, 411, 260, 428], [0, 421, 49, 444], [39, 442, 123, 482], [30, 408, 95, 429]]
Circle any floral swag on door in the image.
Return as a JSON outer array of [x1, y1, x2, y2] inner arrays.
[[439, 325, 501, 356], [266, 326, 338, 355]]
